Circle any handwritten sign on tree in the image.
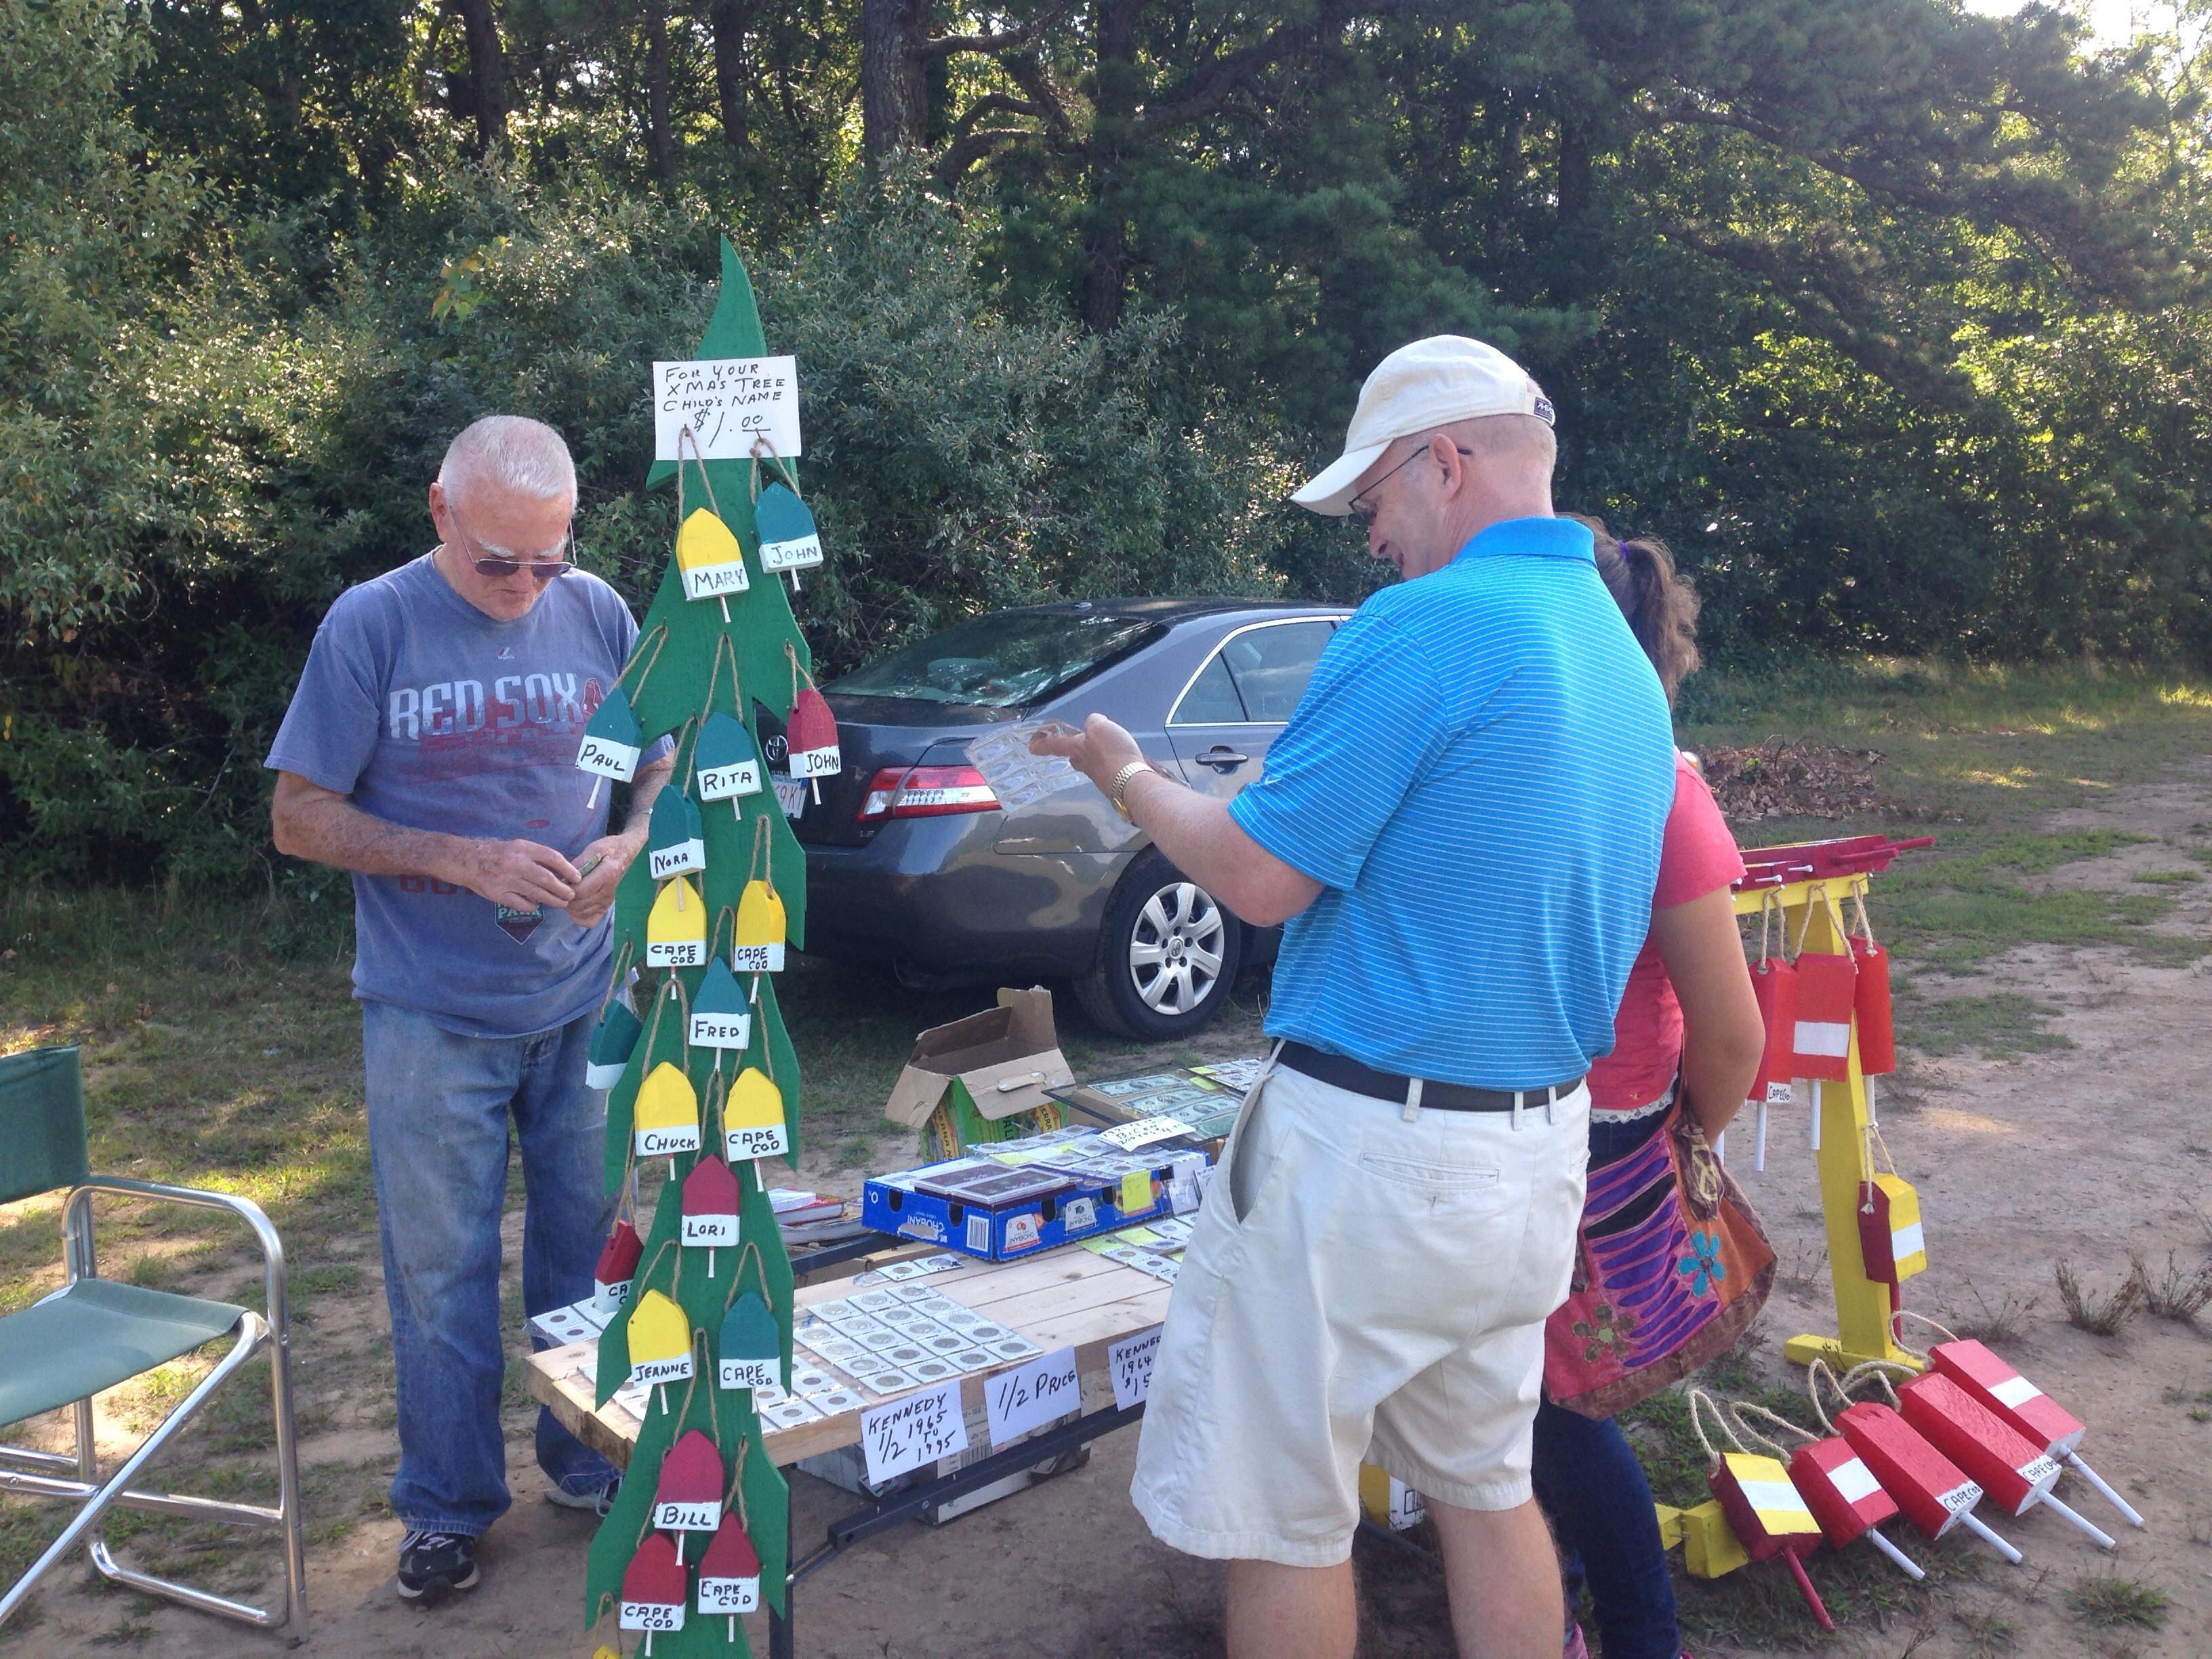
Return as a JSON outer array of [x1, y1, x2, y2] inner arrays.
[[653, 356, 802, 461]]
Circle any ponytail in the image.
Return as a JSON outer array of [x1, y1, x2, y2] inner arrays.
[[1574, 514, 1702, 702]]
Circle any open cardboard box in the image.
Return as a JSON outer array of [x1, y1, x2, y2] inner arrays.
[[882, 987, 1075, 1130]]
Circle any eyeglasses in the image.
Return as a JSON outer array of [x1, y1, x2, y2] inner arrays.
[[447, 507, 575, 581], [1349, 443, 1475, 526]]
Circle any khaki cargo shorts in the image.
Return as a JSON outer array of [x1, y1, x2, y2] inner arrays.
[[1130, 1056, 1589, 1567]]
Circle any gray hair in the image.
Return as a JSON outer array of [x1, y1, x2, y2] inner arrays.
[[438, 415, 576, 504]]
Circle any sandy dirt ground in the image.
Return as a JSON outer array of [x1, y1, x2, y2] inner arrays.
[[7, 768, 2211, 1659]]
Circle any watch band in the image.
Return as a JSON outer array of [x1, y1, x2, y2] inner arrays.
[[1108, 759, 1155, 821]]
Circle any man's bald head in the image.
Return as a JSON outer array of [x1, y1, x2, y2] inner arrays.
[[1443, 409, 1557, 491], [437, 415, 576, 511]]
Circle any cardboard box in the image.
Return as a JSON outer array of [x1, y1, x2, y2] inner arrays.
[[884, 987, 1075, 1134], [861, 1128, 1209, 1261]]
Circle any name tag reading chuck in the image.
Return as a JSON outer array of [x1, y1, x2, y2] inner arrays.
[[634, 1062, 702, 1158]]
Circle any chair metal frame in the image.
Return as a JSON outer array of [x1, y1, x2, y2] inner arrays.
[[0, 1176, 307, 1633]]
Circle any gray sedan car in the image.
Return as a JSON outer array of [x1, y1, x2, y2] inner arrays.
[[781, 598, 1349, 1038]]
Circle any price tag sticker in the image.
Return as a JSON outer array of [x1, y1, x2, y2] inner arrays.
[[860, 1380, 968, 1484], [1109, 1325, 1162, 1410], [1118, 1168, 1153, 1215], [1099, 1116, 1185, 1152]]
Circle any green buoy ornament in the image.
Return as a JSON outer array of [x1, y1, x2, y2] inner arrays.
[[575, 686, 643, 808], [718, 1289, 781, 1392], [646, 790, 705, 882], [688, 956, 752, 1055], [754, 483, 823, 581], [586, 998, 644, 1090], [693, 710, 763, 817]]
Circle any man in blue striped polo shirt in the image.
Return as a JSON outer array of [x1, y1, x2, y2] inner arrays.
[[1038, 336, 1675, 1659]]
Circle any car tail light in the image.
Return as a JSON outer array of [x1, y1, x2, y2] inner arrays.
[[855, 766, 1000, 822]]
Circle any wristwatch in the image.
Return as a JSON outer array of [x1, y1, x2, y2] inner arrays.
[[1107, 759, 1155, 822]]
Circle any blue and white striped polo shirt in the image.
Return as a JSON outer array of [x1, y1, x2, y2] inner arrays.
[[1228, 516, 1675, 1089]]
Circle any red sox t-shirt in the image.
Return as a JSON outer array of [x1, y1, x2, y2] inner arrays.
[[1587, 754, 1747, 1115], [267, 551, 663, 1038]]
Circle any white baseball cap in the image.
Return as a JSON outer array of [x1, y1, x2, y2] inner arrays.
[[1292, 335, 1555, 516]]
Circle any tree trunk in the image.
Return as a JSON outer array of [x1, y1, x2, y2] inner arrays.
[[860, 0, 928, 157], [1080, 0, 1143, 333], [446, 0, 506, 154], [645, 0, 677, 182], [710, 0, 752, 152]]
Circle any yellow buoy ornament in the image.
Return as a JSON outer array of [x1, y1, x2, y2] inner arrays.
[[732, 879, 785, 975], [626, 1287, 695, 1404], [634, 1061, 701, 1160], [647, 876, 707, 967], [724, 1065, 790, 1162], [676, 507, 750, 605]]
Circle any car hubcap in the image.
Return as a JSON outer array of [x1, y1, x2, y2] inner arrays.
[[1128, 882, 1226, 1015]]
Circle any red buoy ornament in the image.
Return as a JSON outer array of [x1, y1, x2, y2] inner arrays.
[[1832, 1396, 2022, 1563], [652, 1429, 725, 1560], [1745, 895, 1799, 1170], [697, 1515, 763, 1634], [1927, 1337, 2144, 1529], [619, 1532, 688, 1651], [1899, 1369, 2115, 1548]]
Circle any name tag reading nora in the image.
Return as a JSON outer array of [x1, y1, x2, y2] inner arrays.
[[647, 792, 706, 882]]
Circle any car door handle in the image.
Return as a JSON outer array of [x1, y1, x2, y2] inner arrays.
[[1195, 747, 1249, 771]]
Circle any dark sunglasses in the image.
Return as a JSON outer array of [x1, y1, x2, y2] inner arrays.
[[449, 510, 575, 581], [1349, 443, 1475, 525]]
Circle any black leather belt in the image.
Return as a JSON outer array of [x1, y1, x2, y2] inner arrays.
[[1279, 1041, 1584, 1114]]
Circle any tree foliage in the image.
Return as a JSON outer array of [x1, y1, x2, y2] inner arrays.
[[5, 0, 2212, 882]]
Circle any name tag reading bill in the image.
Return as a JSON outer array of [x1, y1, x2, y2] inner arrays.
[[651, 1499, 720, 1533]]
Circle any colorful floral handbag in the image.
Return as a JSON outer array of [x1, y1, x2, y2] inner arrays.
[[1544, 1101, 1776, 1418]]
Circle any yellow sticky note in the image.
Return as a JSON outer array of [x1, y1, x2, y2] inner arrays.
[[1120, 1169, 1153, 1214], [1078, 1235, 1122, 1254], [1118, 1225, 1162, 1246]]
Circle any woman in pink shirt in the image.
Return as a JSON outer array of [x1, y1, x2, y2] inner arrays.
[[1537, 524, 1767, 1659]]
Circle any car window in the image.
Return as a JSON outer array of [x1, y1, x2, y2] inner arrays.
[[1170, 654, 1246, 724], [1219, 621, 1336, 723], [827, 613, 1163, 708]]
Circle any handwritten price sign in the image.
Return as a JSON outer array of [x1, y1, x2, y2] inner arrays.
[[654, 356, 802, 462], [860, 1380, 968, 1484], [1109, 1326, 1162, 1410], [983, 1345, 1080, 1448]]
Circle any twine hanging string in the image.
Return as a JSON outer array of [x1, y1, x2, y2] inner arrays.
[[701, 631, 743, 724], [604, 938, 638, 1009], [1887, 1307, 1962, 1362], [1852, 884, 1880, 947], [669, 716, 700, 802], [1807, 1357, 1851, 1434], [783, 640, 817, 706], [616, 623, 672, 704], [747, 434, 801, 501], [590, 1591, 626, 1652], [1732, 1400, 1820, 1460], [1858, 1118, 1904, 1209], [722, 1238, 777, 1317], [1685, 1387, 1745, 1469], [676, 425, 734, 524], [1841, 1357, 1912, 1408], [747, 810, 775, 897]]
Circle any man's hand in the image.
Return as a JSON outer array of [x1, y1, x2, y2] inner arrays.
[[565, 831, 640, 927], [1031, 714, 1147, 799], [459, 838, 581, 911]]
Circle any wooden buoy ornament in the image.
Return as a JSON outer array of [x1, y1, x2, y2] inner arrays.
[[724, 1065, 789, 1162], [1689, 1393, 1832, 1630], [1813, 1363, 2022, 1563], [618, 1532, 687, 1651], [689, 956, 752, 1056], [652, 1429, 725, 1558], [680, 1155, 741, 1275], [1731, 1401, 1924, 1580], [634, 1061, 702, 1164], [697, 1515, 762, 1631], [647, 877, 707, 968], [625, 1288, 695, 1408], [647, 790, 706, 882], [718, 1288, 781, 1392], [586, 998, 643, 1090], [1895, 1369, 2115, 1549], [593, 1219, 644, 1319]]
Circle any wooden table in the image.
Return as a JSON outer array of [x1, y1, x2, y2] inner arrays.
[[527, 1244, 1173, 1470], [526, 1240, 1175, 1658]]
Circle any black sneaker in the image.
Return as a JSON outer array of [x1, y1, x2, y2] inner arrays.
[[546, 1474, 619, 1517], [396, 1530, 480, 1601]]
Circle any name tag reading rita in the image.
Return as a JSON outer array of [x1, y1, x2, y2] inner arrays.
[[697, 758, 762, 800]]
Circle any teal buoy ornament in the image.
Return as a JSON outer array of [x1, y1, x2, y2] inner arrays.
[[717, 1290, 781, 1391], [693, 710, 763, 817], [575, 686, 643, 807], [754, 483, 822, 576], [586, 998, 643, 1090], [646, 790, 705, 882], [688, 955, 752, 1056]]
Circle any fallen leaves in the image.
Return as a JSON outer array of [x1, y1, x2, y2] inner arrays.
[[1695, 739, 1886, 821]]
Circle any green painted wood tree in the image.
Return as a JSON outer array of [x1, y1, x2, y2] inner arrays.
[[580, 239, 825, 1655]]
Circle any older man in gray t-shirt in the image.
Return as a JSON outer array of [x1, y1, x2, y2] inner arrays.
[[267, 416, 672, 1603]]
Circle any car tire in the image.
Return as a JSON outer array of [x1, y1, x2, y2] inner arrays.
[[1073, 851, 1245, 1040]]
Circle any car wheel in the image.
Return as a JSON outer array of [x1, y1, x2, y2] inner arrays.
[[1073, 851, 1245, 1040]]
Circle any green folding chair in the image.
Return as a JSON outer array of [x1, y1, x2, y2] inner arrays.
[[0, 1044, 306, 1633]]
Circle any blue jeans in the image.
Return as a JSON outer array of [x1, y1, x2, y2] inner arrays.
[[1532, 1107, 1681, 1659], [362, 1002, 619, 1537]]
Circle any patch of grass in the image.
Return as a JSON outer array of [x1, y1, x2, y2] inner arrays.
[[2055, 1258, 2146, 1336], [2131, 1250, 2212, 1323], [2131, 867, 2201, 885], [1872, 832, 2185, 975], [1951, 1281, 2039, 1345], [2066, 1574, 2168, 1630], [1897, 989, 2074, 1058], [1774, 1240, 1828, 1298], [1952, 1605, 2021, 1658]]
